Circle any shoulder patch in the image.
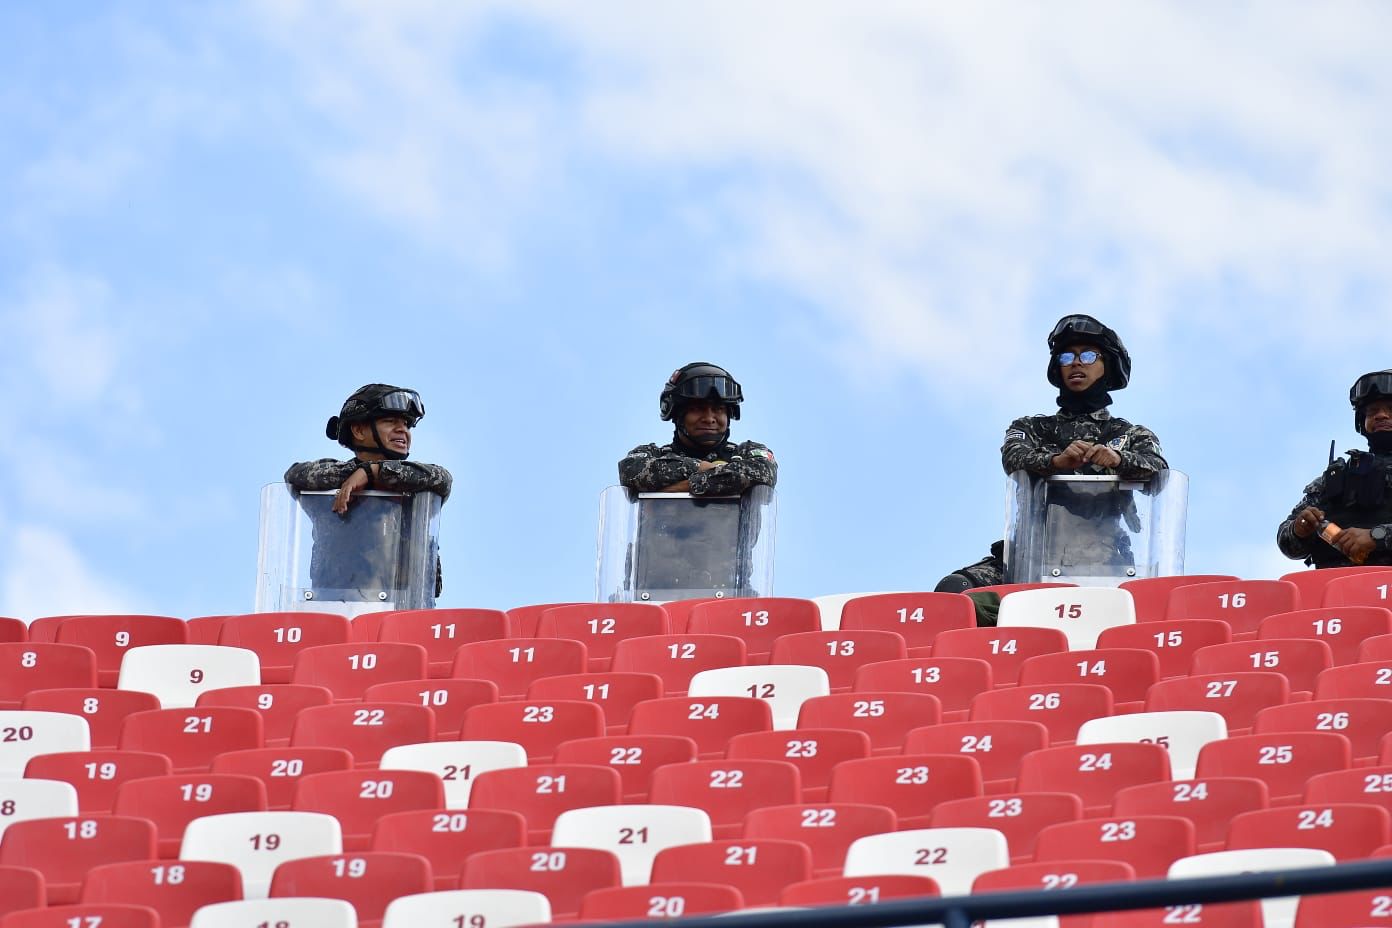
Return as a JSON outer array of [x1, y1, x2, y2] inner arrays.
[[1004, 429, 1026, 441], [1107, 437, 1124, 449], [751, 448, 773, 461]]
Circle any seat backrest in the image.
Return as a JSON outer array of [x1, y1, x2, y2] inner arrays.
[[1113, 777, 1269, 852], [767, 631, 908, 691], [0, 711, 91, 778], [113, 773, 268, 855], [842, 827, 1009, 895], [79, 860, 242, 928], [210, 746, 355, 810], [1076, 710, 1228, 781], [838, 592, 976, 650], [364, 678, 498, 739], [0, 644, 97, 706], [649, 838, 812, 908], [461, 700, 604, 763], [686, 598, 821, 659], [291, 642, 428, 701], [380, 739, 527, 809], [725, 728, 870, 803], [1018, 648, 1160, 706], [1165, 580, 1300, 636], [4, 905, 160, 928], [972, 858, 1134, 893], [627, 696, 773, 758], [1304, 764, 1392, 818], [0, 816, 155, 904], [1315, 660, 1392, 701], [0, 618, 24, 644], [903, 720, 1050, 791], [1318, 568, 1392, 608], [1169, 847, 1334, 928], [451, 638, 587, 699], [55, 616, 187, 688], [687, 665, 831, 730], [503, 602, 586, 638], [526, 672, 663, 731], [118, 706, 264, 772], [178, 810, 343, 898], [217, 612, 351, 684], [851, 657, 993, 718], [552, 735, 698, 802], [583, 881, 743, 919], [648, 760, 799, 838], [1143, 672, 1289, 735], [468, 764, 623, 844], [1226, 802, 1390, 861], [931, 626, 1069, 686], [195, 683, 333, 746], [1096, 619, 1232, 679], [551, 803, 712, 886], [745, 802, 896, 876], [1191, 638, 1332, 696], [1194, 731, 1352, 804], [293, 769, 445, 848], [117, 645, 260, 709], [0, 864, 45, 919], [796, 692, 943, 754], [1277, 565, 1392, 608], [268, 851, 433, 923], [290, 701, 435, 767], [188, 898, 356, 928], [997, 587, 1137, 650], [535, 603, 671, 670], [383, 888, 551, 928], [1090, 900, 1264, 928], [929, 791, 1082, 863], [1254, 696, 1392, 761], [1034, 815, 1195, 878], [610, 634, 746, 696], [460, 846, 622, 919], [20, 688, 160, 751], [1017, 743, 1171, 815], [1118, 575, 1241, 622], [0, 779, 78, 843], [23, 750, 170, 816], [970, 683, 1114, 745], [376, 608, 510, 675], [828, 755, 982, 829], [1259, 605, 1392, 665], [371, 809, 526, 892]]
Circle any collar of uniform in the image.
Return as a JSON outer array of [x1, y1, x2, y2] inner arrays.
[[1056, 407, 1112, 422]]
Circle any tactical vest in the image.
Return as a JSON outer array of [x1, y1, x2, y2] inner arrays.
[[1308, 451, 1392, 567]]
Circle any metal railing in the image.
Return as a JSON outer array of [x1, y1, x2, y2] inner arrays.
[[625, 859, 1392, 928]]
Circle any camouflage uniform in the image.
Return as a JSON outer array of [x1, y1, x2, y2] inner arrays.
[[956, 409, 1168, 586], [1277, 450, 1392, 568], [285, 459, 452, 601], [618, 437, 777, 496]]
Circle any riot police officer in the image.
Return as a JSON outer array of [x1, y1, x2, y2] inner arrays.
[[618, 362, 776, 495], [938, 315, 1168, 590], [1279, 370, 1392, 568]]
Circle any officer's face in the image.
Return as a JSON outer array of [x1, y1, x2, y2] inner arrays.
[[350, 416, 413, 456], [682, 401, 728, 444], [1059, 342, 1106, 392], [1365, 399, 1392, 433]]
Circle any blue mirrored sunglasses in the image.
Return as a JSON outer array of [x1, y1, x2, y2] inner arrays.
[[1056, 350, 1101, 366]]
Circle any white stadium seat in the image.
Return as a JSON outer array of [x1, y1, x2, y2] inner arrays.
[[379, 740, 528, 809], [118, 644, 261, 708], [688, 665, 830, 730], [997, 587, 1137, 650], [551, 803, 713, 886], [382, 888, 552, 928], [843, 827, 1010, 895], [1076, 711, 1227, 780], [0, 710, 90, 778], [1168, 847, 1336, 928], [0, 777, 79, 839], [180, 810, 343, 898], [190, 897, 358, 928]]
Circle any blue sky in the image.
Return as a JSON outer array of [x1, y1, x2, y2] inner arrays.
[[2, 2, 1390, 620]]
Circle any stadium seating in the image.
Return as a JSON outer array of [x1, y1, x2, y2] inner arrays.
[[118, 706, 263, 772], [113, 772, 268, 857], [726, 728, 871, 802], [837, 592, 976, 653], [1096, 618, 1232, 679], [627, 695, 773, 757], [649, 759, 800, 839], [1076, 710, 1227, 780], [0, 618, 25, 644], [904, 719, 1050, 794], [468, 763, 623, 844], [1165, 579, 1300, 638], [1305, 765, 1392, 818], [686, 597, 821, 662], [21, 688, 161, 750], [292, 768, 445, 850], [79, 859, 243, 928], [210, 746, 355, 810], [1226, 802, 1390, 860], [1194, 731, 1351, 805], [0, 865, 46, 920], [268, 851, 433, 925], [291, 642, 429, 701], [828, 754, 982, 829], [0, 711, 91, 778], [1315, 660, 1392, 700], [970, 682, 1114, 745], [796, 692, 943, 754], [1190, 637, 1332, 698], [851, 656, 992, 722], [931, 626, 1069, 686], [535, 603, 670, 671], [365, 678, 497, 739], [383, 888, 552, 928], [551, 803, 713, 885], [194, 683, 332, 746], [0, 644, 97, 707], [1017, 742, 1171, 815], [188, 898, 356, 928], [24, 750, 171, 814], [290, 701, 434, 767], [648, 839, 812, 907], [928, 791, 1083, 863], [782, 872, 939, 907], [525, 672, 663, 732], [504, 602, 585, 638], [372, 808, 527, 891], [971, 858, 1136, 893], [1143, 671, 1289, 735], [117, 645, 261, 709], [460, 846, 622, 918], [1119, 574, 1240, 622], [461, 699, 604, 763], [1259, 606, 1392, 665], [55, 615, 188, 687], [3, 905, 162, 928], [451, 638, 587, 699], [842, 827, 1009, 895], [768, 630, 907, 691], [0, 779, 78, 842], [1318, 569, 1392, 608], [1091, 901, 1265, 927], [1112, 777, 1269, 852], [744, 802, 895, 877], [997, 586, 1137, 649], [1017, 647, 1160, 711], [687, 664, 830, 730], [379, 739, 527, 809], [610, 634, 747, 696], [552, 734, 698, 802], [582, 881, 743, 918], [215, 612, 351, 684], [1169, 847, 1334, 928], [1254, 697, 1392, 763], [1034, 815, 1195, 878], [0, 815, 156, 905], [376, 607, 510, 677], [1279, 565, 1392, 609], [178, 810, 343, 899]]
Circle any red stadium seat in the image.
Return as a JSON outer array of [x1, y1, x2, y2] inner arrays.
[[290, 702, 434, 768], [726, 728, 871, 803], [23, 616, 68, 643], [211, 746, 355, 810], [218, 612, 351, 685], [504, 602, 586, 638], [649, 760, 800, 840], [1034, 815, 1195, 878], [828, 754, 982, 830], [553, 735, 698, 802], [1260, 606, 1392, 666], [1165, 580, 1300, 638], [1017, 743, 1171, 816], [744, 803, 895, 877], [460, 846, 622, 919], [461, 700, 604, 764], [526, 672, 663, 732], [185, 616, 225, 645], [971, 857, 1135, 893], [1113, 777, 1269, 853], [0, 643, 97, 708], [1306, 765, 1392, 819], [195, 684, 333, 746], [1363, 634, 1392, 663], [55, 616, 186, 688], [660, 597, 722, 636], [80, 859, 242, 927], [451, 638, 587, 700], [468, 764, 622, 844], [769, 631, 907, 691], [1, 905, 159, 928], [268, 851, 432, 926], [610, 634, 747, 697], [0, 865, 45, 921], [376, 608, 510, 677], [0, 816, 155, 905], [1255, 697, 1392, 764], [1226, 802, 1389, 860], [970, 683, 1114, 745], [372, 808, 526, 891], [1319, 569, 1392, 608], [292, 768, 444, 851], [1191, 638, 1332, 698], [536, 604, 670, 672], [21, 688, 160, 750], [1194, 731, 1350, 805], [1097, 619, 1232, 679], [0, 618, 25, 644], [795, 692, 941, 754], [649, 839, 813, 908], [628, 696, 773, 758], [1144, 672, 1289, 735], [291, 642, 427, 701], [931, 626, 1069, 686], [1294, 878, 1392, 928], [118, 706, 263, 772], [930, 792, 1082, 863], [851, 657, 992, 722], [114, 773, 267, 857], [1018, 648, 1160, 712], [837, 592, 976, 654], [1316, 661, 1392, 701], [364, 678, 497, 739], [781, 873, 939, 907], [1119, 575, 1241, 622], [1280, 565, 1392, 606], [582, 882, 744, 919], [904, 720, 1050, 794], [1092, 901, 1264, 928], [686, 598, 820, 663], [23, 750, 171, 815]]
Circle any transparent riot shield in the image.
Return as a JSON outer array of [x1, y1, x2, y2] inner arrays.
[[1004, 470, 1188, 586], [597, 485, 777, 602], [256, 483, 442, 615]]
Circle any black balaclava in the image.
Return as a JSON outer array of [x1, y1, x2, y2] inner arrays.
[[1057, 379, 1112, 415]]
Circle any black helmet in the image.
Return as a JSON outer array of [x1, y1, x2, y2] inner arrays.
[[326, 384, 424, 447], [659, 362, 743, 421], [1046, 314, 1131, 390], [1350, 370, 1392, 435]]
